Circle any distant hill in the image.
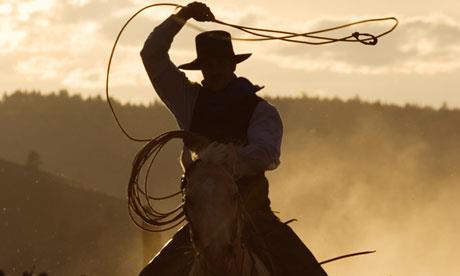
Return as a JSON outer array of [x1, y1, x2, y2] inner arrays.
[[0, 158, 159, 275], [0, 90, 181, 198]]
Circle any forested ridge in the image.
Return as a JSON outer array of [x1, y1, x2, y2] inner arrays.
[[1, 90, 458, 198]]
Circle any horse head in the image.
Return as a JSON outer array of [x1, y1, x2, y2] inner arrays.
[[183, 143, 244, 275]]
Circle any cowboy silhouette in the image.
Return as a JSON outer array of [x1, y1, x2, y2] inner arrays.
[[139, 2, 327, 275]]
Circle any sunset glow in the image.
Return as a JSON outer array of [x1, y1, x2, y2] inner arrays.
[[1, 2, 459, 274]]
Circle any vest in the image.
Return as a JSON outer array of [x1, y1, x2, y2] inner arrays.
[[189, 77, 271, 212]]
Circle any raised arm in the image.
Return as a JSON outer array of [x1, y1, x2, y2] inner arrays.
[[140, 3, 214, 129]]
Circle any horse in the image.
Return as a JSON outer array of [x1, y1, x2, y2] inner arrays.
[[183, 159, 273, 276], [129, 131, 374, 275], [128, 131, 275, 275]]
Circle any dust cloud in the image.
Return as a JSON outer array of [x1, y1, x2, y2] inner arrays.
[[268, 112, 459, 275]]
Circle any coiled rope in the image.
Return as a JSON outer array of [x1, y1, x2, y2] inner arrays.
[[128, 130, 208, 232]]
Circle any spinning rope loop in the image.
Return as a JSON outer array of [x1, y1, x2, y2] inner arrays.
[[106, 3, 398, 142]]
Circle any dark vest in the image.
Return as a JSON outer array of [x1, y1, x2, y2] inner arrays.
[[189, 77, 271, 212]]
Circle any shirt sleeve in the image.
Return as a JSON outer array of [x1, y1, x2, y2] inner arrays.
[[140, 15, 199, 129], [235, 100, 283, 177]]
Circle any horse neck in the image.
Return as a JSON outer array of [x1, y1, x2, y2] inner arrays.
[[185, 197, 272, 276], [187, 211, 246, 274], [184, 162, 273, 275]]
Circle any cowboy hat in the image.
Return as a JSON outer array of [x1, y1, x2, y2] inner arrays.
[[178, 30, 252, 70]]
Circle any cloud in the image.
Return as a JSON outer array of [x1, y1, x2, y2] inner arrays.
[[16, 0, 55, 21], [68, 0, 91, 7], [0, 2, 13, 14], [62, 66, 104, 89], [15, 56, 70, 80], [0, 0, 225, 92], [0, 21, 27, 54], [262, 14, 460, 75]]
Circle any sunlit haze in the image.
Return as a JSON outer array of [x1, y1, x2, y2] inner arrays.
[[1, 1, 459, 275]]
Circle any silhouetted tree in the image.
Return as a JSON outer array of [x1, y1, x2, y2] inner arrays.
[[440, 101, 449, 111]]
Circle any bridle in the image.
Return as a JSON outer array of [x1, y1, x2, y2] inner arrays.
[[181, 161, 253, 275]]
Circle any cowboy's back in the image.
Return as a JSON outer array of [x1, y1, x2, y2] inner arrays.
[[139, 2, 327, 275]]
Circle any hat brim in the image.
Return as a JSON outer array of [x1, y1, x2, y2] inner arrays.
[[178, 53, 252, 71]]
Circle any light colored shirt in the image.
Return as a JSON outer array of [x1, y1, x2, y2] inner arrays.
[[141, 15, 283, 176]]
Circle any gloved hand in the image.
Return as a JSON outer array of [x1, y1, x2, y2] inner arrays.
[[194, 142, 234, 163], [193, 142, 256, 180], [193, 142, 237, 174], [176, 2, 215, 22]]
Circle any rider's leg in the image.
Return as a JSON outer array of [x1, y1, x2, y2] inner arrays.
[[237, 174, 327, 275], [139, 225, 194, 276], [249, 212, 328, 276], [268, 218, 328, 276]]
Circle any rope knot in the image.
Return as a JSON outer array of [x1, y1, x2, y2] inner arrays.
[[352, 32, 378, 46]]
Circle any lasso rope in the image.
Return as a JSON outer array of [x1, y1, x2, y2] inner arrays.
[[107, 1, 398, 231], [105, 3, 398, 142]]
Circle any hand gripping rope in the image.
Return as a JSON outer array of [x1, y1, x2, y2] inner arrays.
[[107, 2, 397, 264]]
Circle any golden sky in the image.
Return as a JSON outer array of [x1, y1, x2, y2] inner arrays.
[[1, 0, 459, 107]]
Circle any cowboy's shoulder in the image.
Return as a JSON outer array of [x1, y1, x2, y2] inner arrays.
[[256, 97, 280, 112], [253, 100, 283, 124]]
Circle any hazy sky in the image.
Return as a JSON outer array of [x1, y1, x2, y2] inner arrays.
[[1, 0, 459, 107]]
